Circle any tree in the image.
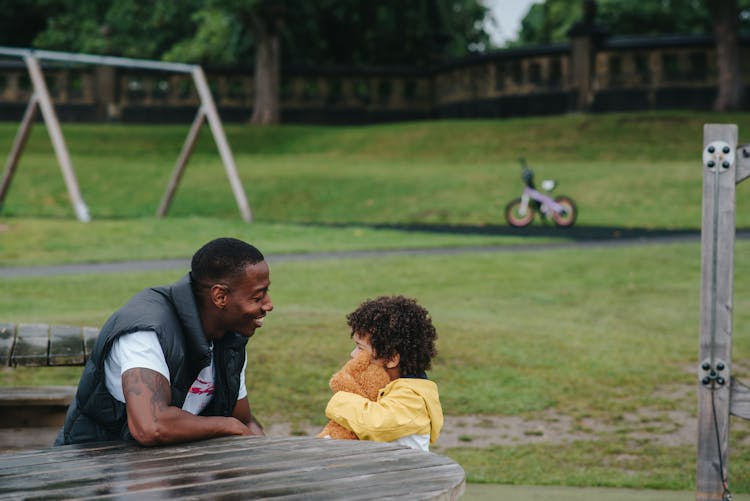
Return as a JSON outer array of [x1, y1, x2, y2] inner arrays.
[[709, 0, 745, 110], [515, 0, 748, 110], [516, 0, 750, 44], [160, 0, 492, 123], [172, 0, 285, 125], [245, 1, 285, 125], [274, 0, 491, 67], [29, 0, 492, 124], [32, 0, 202, 58], [516, 0, 708, 45], [0, 0, 52, 47], [514, 0, 583, 46]]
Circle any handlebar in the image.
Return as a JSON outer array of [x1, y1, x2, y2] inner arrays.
[[518, 157, 534, 186]]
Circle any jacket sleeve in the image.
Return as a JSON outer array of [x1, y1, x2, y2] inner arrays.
[[324, 386, 430, 443]]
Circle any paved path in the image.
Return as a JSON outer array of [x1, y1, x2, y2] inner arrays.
[[2, 230, 737, 278]]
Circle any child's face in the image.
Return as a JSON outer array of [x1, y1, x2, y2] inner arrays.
[[351, 330, 401, 380], [350, 331, 382, 365]]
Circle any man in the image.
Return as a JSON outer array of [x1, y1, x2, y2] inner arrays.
[[55, 237, 273, 446]]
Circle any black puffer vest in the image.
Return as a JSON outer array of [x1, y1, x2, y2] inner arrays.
[[55, 273, 248, 445]]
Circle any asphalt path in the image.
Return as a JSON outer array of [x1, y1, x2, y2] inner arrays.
[[3, 228, 747, 278]]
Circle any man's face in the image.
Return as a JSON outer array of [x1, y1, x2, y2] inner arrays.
[[221, 261, 273, 338]]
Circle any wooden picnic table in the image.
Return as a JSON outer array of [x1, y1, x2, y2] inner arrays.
[[0, 435, 465, 500]]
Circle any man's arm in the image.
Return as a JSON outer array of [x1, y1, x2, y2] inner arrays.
[[123, 367, 250, 446], [232, 396, 265, 435]]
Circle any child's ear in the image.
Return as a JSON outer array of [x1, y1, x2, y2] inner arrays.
[[385, 353, 400, 369]]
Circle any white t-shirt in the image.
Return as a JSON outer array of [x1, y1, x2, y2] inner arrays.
[[104, 330, 247, 415]]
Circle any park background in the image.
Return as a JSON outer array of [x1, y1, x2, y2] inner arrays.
[[2, 1, 750, 499]]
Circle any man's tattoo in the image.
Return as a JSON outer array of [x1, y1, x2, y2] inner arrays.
[[122, 370, 143, 397], [123, 369, 170, 420], [140, 369, 169, 413]]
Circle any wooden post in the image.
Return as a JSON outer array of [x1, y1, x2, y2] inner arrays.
[[696, 124, 737, 500], [0, 94, 39, 210], [192, 66, 252, 222], [156, 108, 206, 217], [24, 54, 90, 222]]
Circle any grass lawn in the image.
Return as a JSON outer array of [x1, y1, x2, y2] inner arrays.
[[2, 112, 750, 492]]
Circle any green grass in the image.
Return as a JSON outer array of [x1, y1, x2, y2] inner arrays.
[[2, 111, 750, 230], [2, 112, 750, 491], [3, 243, 750, 490], [0, 217, 550, 266]]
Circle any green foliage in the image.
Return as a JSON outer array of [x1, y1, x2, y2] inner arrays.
[[0, 0, 51, 47], [516, 0, 583, 46], [515, 0, 750, 46], [25, 0, 491, 66], [163, 9, 249, 64], [31, 0, 109, 54], [445, 0, 495, 55], [32, 0, 203, 58], [597, 0, 712, 36]]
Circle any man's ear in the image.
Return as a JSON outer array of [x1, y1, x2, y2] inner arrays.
[[211, 284, 229, 309], [385, 353, 400, 369]]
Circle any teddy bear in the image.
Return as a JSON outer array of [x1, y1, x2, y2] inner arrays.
[[317, 349, 391, 440]]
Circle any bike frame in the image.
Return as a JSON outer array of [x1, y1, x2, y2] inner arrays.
[[518, 186, 566, 216]]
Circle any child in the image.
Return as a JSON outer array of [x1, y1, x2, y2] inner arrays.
[[324, 295, 443, 451]]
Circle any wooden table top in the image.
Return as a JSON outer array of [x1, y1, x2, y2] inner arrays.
[[0, 435, 465, 500]]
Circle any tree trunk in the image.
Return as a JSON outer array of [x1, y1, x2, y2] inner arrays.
[[247, 2, 285, 126], [249, 24, 281, 125], [709, 0, 744, 111]]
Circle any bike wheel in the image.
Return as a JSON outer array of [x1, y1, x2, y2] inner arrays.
[[552, 196, 577, 227], [504, 198, 535, 227]]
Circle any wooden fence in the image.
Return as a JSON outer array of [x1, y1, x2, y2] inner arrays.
[[0, 34, 748, 124]]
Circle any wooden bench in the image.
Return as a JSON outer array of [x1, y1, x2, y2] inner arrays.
[[0, 322, 99, 428]]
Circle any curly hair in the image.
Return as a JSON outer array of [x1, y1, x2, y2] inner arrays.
[[190, 237, 264, 284], [346, 295, 438, 377]]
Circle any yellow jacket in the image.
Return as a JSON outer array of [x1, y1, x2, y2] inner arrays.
[[325, 377, 443, 449]]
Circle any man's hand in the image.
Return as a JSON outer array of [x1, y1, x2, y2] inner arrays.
[[247, 418, 265, 436], [233, 396, 265, 436]]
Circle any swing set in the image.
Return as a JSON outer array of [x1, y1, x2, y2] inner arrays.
[[0, 47, 252, 222]]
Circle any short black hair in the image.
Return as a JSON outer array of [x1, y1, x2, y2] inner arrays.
[[190, 237, 264, 284], [346, 295, 438, 376]]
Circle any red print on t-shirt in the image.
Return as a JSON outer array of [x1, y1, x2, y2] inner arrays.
[[188, 377, 214, 396]]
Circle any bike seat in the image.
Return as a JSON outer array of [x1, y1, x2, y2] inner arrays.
[[541, 179, 556, 191]]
